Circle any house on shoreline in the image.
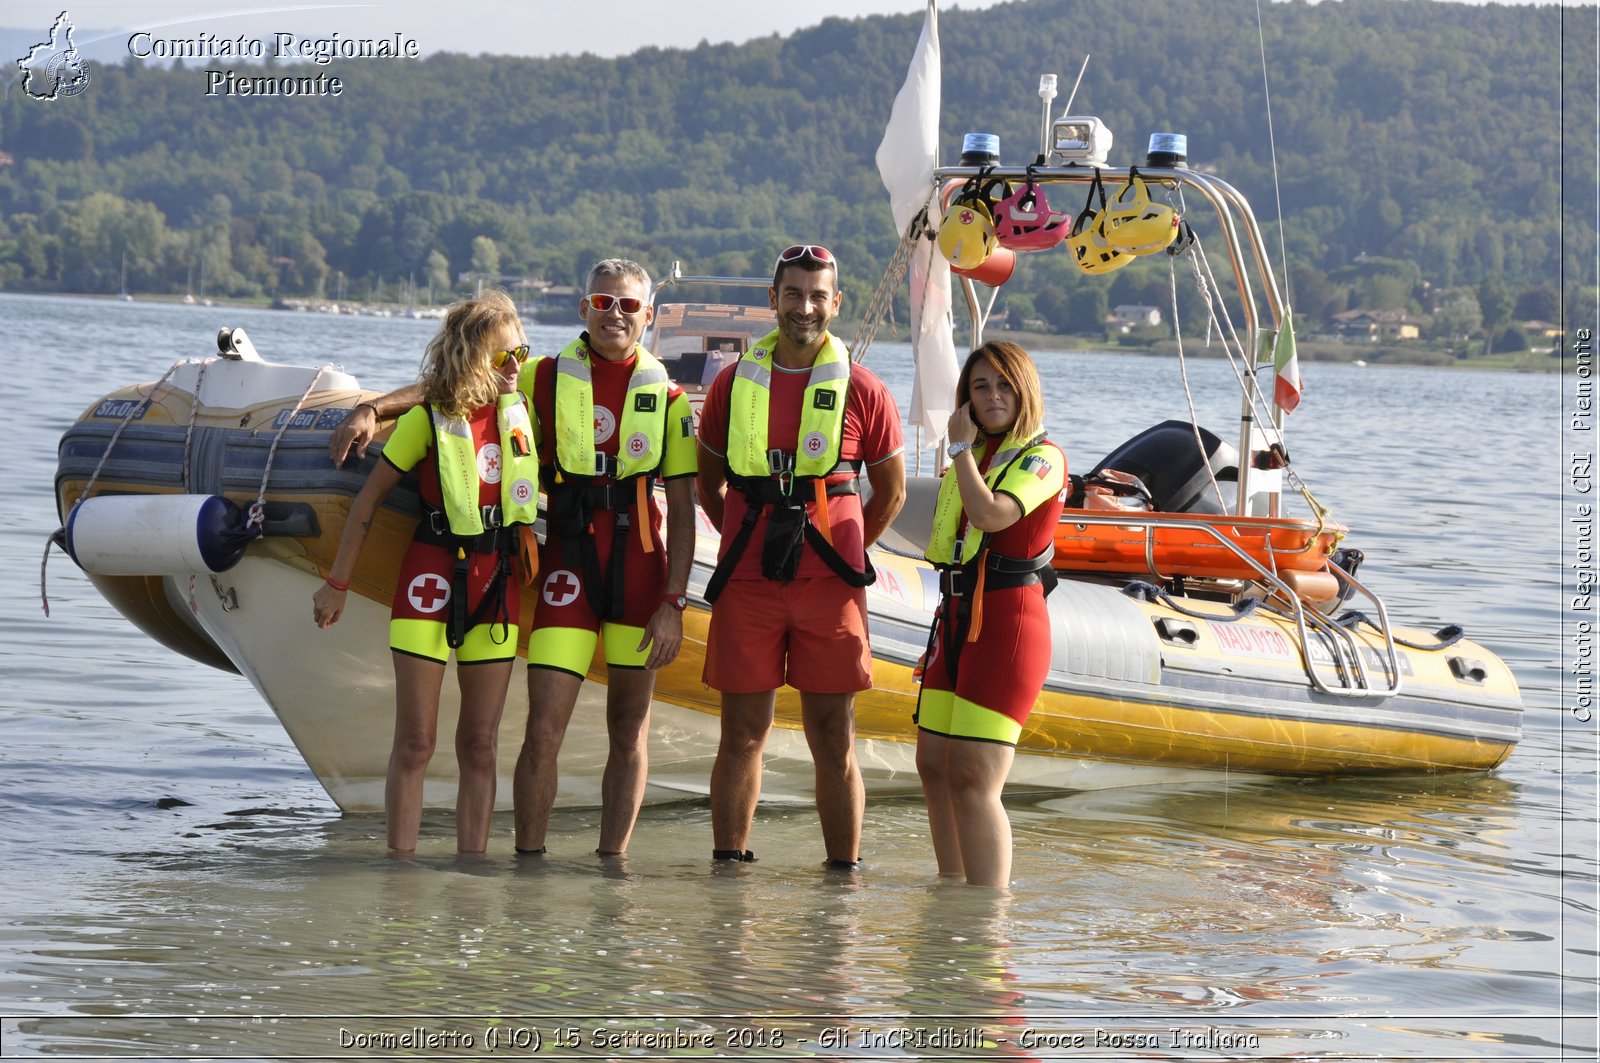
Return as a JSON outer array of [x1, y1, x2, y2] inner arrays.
[[1330, 309, 1423, 342]]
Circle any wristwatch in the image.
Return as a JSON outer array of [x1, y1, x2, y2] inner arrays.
[[947, 441, 974, 459], [662, 593, 688, 611]]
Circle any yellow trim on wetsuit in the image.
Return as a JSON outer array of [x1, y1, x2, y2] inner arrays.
[[526, 623, 652, 674], [390, 617, 519, 664], [916, 690, 1024, 745]]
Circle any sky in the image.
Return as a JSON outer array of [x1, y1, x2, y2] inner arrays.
[[3, 0, 1585, 67], [1, 1, 988, 64]]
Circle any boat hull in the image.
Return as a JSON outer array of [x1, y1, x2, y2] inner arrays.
[[54, 359, 1522, 812]]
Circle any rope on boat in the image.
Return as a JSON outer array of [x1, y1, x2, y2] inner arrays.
[[1254, 0, 1293, 309], [39, 530, 67, 617], [850, 208, 928, 364], [42, 359, 192, 617], [180, 359, 209, 487], [1335, 611, 1466, 651], [1121, 580, 1263, 622], [247, 364, 334, 530], [81, 360, 189, 501], [176, 363, 333, 617], [1163, 205, 1266, 518], [1165, 242, 1232, 517], [874, 539, 926, 561], [43, 358, 334, 617]]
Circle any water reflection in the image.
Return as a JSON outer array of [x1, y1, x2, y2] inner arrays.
[[5, 757, 1583, 1055], [1009, 774, 1547, 1014]]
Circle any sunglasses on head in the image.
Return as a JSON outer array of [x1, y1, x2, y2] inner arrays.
[[491, 343, 530, 369], [584, 292, 647, 315], [774, 244, 835, 269]]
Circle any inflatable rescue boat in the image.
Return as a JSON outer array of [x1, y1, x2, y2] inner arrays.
[[49, 106, 1522, 810], [50, 330, 1520, 812]]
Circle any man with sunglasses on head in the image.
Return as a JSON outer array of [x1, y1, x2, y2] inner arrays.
[[696, 243, 906, 871], [326, 260, 696, 859]]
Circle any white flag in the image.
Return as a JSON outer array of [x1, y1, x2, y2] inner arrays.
[[907, 237, 957, 444], [875, 0, 941, 235], [875, 0, 958, 445]]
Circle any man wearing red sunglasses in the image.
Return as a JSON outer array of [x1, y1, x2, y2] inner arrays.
[[510, 258, 696, 860], [697, 243, 907, 870]]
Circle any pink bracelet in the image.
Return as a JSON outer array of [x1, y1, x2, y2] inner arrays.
[[325, 576, 350, 592]]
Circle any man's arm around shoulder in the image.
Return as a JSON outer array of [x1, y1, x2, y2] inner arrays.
[[328, 384, 424, 464]]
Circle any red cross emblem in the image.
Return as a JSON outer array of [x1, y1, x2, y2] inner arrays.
[[407, 573, 450, 613], [542, 569, 582, 608], [960, 209, 975, 224], [478, 442, 504, 484]]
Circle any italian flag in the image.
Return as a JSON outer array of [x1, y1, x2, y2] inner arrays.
[[1019, 454, 1053, 479], [1271, 311, 1303, 413]]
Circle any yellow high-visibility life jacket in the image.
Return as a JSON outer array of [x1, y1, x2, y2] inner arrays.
[[429, 392, 541, 536], [725, 329, 850, 483], [550, 337, 671, 481]]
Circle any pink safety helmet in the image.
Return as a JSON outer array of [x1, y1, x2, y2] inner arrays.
[[992, 181, 1073, 252]]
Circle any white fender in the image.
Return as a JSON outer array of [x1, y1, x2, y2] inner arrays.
[[65, 494, 254, 575]]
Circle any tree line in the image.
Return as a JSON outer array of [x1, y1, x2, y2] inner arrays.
[[0, 0, 1585, 346]]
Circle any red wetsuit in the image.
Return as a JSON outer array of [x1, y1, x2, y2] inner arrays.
[[520, 343, 697, 673], [920, 436, 1067, 736], [382, 403, 522, 664]]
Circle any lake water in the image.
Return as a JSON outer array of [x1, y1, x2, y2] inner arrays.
[[1, 292, 1594, 1060]]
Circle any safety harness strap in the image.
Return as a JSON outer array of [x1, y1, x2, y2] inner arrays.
[[543, 472, 647, 623], [704, 463, 871, 603], [932, 547, 1057, 683]]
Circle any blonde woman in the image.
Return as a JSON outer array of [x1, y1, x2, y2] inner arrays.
[[313, 292, 538, 854], [917, 340, 1066, 887]]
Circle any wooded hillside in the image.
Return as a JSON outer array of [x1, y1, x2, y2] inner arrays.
[[0, 0, 1585, 339]]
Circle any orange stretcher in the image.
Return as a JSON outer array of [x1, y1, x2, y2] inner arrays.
[[1053, 508, 1346, 582]]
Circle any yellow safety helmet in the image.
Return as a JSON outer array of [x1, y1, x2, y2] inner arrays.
[[1065, 171, 1130, 275], [1101, 173, 1179, 254], [1067, 209, 1132, 275], [938, 195, 997, 270]]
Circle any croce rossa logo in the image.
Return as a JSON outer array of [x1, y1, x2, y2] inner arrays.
[[15, 10, 92, 100]]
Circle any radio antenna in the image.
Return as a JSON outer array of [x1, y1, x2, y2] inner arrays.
[[1062, 54, 1090, 114]]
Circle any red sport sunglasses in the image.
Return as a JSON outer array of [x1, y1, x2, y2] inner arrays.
[[583, 292, 648, 315]]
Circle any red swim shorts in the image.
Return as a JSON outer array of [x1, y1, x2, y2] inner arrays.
[[703, 576, 872, 694]]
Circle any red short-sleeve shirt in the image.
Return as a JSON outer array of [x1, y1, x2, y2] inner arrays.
[[698, 354, 903, 581]]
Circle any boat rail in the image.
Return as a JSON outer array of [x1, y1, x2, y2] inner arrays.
[[1058, 502, 1401, 699], [651, 261, 771, 301], [935, 162, 1283, 512]]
